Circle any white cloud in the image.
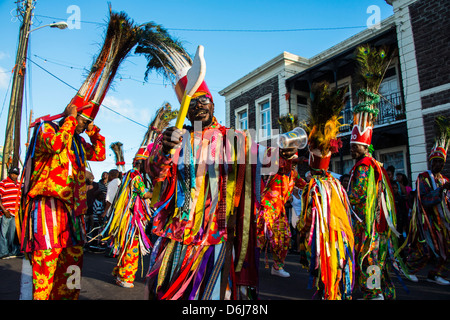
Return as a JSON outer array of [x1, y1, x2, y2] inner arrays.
[[99, 95, 151, 125], [0, 52, 9, 60]]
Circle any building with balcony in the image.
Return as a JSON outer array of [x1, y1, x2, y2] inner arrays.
[[220, 0, 450, 183]]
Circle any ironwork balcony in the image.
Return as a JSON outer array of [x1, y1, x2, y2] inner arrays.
[[339, 91, 405, 132]]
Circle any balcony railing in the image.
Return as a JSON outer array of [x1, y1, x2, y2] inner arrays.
[[339, 91, 405, 132]]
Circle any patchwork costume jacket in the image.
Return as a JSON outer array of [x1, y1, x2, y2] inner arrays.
[[20, 116, 105, 252]]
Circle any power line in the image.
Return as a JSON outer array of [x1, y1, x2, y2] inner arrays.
[[169, 26, 367, 32], [26, 57, 148, 128], [32, 54, 86, 70], [34, 14, 367, 33], [35, 14, 103, 26], [31, 54, 168, 86]]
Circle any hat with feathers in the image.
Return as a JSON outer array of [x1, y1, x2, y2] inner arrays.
[[429, 115, 450, 162], [306, 81, 347, 170]]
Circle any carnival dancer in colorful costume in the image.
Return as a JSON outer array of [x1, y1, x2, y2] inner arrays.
[[102, 147, 153, 288], [399, 116, 450, 285], [347, 45, 410, 300], [102, 103, 178, 288], [18, 9, 138, 300], [296, 82, 355, 300], [257, 114, 307, 278], [19, 104, 105, 300], [142, 46, 298, 300]]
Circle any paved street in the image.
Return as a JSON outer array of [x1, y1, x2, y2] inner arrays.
[[1, 249, 449, 301]]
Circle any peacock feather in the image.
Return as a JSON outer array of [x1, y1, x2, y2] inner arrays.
[[278, 113, 299, 134], [353, 44, 395, 130], [110, 141, 125, 171], [354, 44, 393, 94], [434, 115, 450, 152], [135, 22, 192, 85], [140, 102, 178, 146], [75, 6, 140, 107]]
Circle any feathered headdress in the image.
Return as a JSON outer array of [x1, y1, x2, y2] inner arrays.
[[306, 81, 347, 170], [140, 102, 178, 147], [429, 115, 450, 162], [68, 7, 140, 122], [30, 7, 140, 126], [135, 24, 212, 103], [351, 44, 393, 146], [134, 102, 178, 164], [278, 113, 300, 134], [110, 141, 125, 172]]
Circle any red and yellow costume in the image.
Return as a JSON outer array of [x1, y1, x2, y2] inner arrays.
[[296, 82, 355, 300], [299, 172, 354, 300], [17, 10, 139, 300], [20, 116, 105, 300], [257, 161, 305, 269], [103, 148, 153, 287]]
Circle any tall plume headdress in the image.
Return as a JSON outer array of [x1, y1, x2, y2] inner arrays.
[[278, 113, 300, 134], [351, 44, 394, 148], [306, 81, 347, 171], [31, 6, 140, 126], [139, 102, 178, 148], [135, 23, 212, 105], [429, 115, 450, 162], [110, 141, 125, 172], [134, 102, 178, 164]]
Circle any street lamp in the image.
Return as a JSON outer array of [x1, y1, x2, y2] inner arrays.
[[28, 21, 69, 34], [0, 3, 69, 179]]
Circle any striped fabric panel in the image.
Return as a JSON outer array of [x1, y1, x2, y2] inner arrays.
[[0, 180, 21, 214]]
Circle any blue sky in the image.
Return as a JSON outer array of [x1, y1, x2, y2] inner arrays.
[[0, 0, 394, 179]]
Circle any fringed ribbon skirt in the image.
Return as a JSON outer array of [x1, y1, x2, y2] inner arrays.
[[145, 238, 228, 300]]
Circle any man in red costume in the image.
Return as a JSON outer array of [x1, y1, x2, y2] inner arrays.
[[20, 103, 105, 300]]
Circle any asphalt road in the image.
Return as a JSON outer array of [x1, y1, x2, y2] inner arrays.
[[1, 249, 449, 301]]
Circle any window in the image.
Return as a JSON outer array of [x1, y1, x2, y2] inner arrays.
[[379, 76, 399, 96], [331, 155, 355, 175], [297, 95, 309, 122], [234, 105, 248, 130], [255, 94, 272, 141], [260, 100, 271, 139], [336, 83, 352, 132], [375, 146, 407, 176], [238, 110, 248, 130], [377, 67, 404, 123]]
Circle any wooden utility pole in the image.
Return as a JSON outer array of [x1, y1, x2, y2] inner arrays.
[[1, 0, 34, 179]]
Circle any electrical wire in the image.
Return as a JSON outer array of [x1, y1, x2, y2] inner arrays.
[[27, 57, 148, 128], [34, 14, 366, 33]]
